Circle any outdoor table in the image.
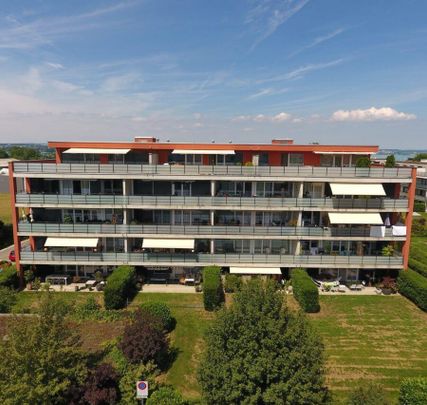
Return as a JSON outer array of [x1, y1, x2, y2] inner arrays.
[[85, 280, 97, 288]]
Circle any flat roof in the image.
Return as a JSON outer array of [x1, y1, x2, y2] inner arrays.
[[48, 140, 378, 154]]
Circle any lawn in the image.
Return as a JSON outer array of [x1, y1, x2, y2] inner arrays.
[[309, 295, 427, 404], [7, 292, 427, 403], [0, 193, 12, 224]]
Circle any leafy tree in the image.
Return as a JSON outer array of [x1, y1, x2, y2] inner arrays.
[[140, 301, 174, 331], [146, 386, 186, 405], [348, 381, 389, 405], [412, 153, 427, 162], [119, 309, 169, 365], [198, 278, 329, 404], [0, 293, 88, 404], [8, 146, 41, 160], [0, 287, 17, 313], [385, 154, 396, 168], [0, 263, 18, 288], [0, 148, 9, 158], [355, 156, 371, 168], [119, 362, 159, 405], [83, 363, 120, 405]]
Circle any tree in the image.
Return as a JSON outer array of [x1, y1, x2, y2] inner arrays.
[[385, 154, 396, 168], [83, 363, 120, 405], [8, 146, 41, 160], [412, 153, 427, 162], [119, 309, 169, 365], [356, 156, 371, 168], [348, 381, 389, 405], [0, 148, 9, 158], [0, 293, 88, 404], [198, 279, 329, 404], [146, 386, 186, 405], [0, 287, 17, 313]]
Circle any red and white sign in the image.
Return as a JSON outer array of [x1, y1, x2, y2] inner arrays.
[[136, 380, 148, 399]]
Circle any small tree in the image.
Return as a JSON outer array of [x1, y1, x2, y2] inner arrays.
[[356, 156, 371, 168], [198, 278, 329, 404], [385, 154, 396, 168], [147, 386, 186, 405], [348, 381, 389, 405], [119, 309, 169, 365], [0, 287, 17, 313], [0, 293, 88, 404], [83, 363, 120, 405]]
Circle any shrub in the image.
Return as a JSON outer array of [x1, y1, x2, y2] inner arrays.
[[104, 265, 136, 310], [140, 302, 174, 332], [397, 269, 427, 311], [384, 154, 396, 168], [119, 362, 159, 404], [291, 268, 320, 313], [119, 309, 169, 365], [348, 381, 389, 405], [224, 274, 243, 293], [356, 157, 371, 167], [147, 386, 186, 405], [0, 265, 19, 289], [0, 287, 17, 313], [83, 363, 120, 405], [414, 201, 426, 213], [202, 266, 224, 311], [399, 377, 427, 405]]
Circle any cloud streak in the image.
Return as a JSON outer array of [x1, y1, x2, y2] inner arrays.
[[233, 111, 295, 122], [331, 107, 416, 122]]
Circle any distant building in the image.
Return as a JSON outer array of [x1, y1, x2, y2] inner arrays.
[[8, 137, 416, 283]]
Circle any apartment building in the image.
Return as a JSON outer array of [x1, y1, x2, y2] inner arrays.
[[401, 162, 427, 210], [9, 137, 416, 284]]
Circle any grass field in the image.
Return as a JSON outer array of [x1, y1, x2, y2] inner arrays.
[[0, 193, 12, 224], [9, 292, 427, 403]]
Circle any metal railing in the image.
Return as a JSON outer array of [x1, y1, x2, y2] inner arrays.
[[13, 162, 412, 179], [18, 222, 400, 239], [15, 193, 409, 210], [19, 251, 404, 267]]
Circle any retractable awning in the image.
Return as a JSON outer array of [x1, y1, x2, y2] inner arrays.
[[44, 237, 99, 248], [172, 149, 235, 155], [230, 267, 282, 275], [63, 148, 131, 154], [142, 238, 195, 249], [328, 213, 383, 225], [330, 183, 386, 196]]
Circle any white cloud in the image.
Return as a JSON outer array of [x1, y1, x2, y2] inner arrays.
[[247, 87, 289, 99], [290, 28, 345, 57], [247, 0, 310, 50], [232, 111, 295, 123], [46, 62, 64, 69], [20, 67, 43, 93], [331, 107, 416, 122]]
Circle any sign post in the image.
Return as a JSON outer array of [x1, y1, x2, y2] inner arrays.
[[136, 380, 148, 404]]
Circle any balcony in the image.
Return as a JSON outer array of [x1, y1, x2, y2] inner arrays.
[[19, 251, 403, 269], [15, 193, 409, 211], [13, 162, 412, 182], [17, 222, 402, 240]]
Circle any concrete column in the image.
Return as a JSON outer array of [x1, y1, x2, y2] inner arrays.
[[122, 180, 129, 253], [295, 241, 301, 256], [251, 181, 257, 196], [210, 180, 216, 196], [210, 210, 214, 225], [210, 239, 214, 254], [149, 153, 158, 165]]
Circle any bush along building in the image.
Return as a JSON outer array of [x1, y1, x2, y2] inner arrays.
[[9, 137, 416, 285]]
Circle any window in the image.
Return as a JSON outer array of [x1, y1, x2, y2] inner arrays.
[[320, 155, 333, 167], [258, 153, 269, 166], [289, 153, 304, 166]]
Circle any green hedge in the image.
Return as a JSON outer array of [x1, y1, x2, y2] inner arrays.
[[0, 265, 19, 289], [291, 268, 320, 313], [397, 269, 427, 311], [104, 265, 136, 310], [408, 257, 427, 278], [141, 302, 174, 331], [202, 266, 224, 311], [414, 201, 426, 213], [399, 378, 427, 405]]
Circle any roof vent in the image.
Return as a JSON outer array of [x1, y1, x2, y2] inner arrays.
[[272, 138, 294, 145], [134, 137, 157, 143]]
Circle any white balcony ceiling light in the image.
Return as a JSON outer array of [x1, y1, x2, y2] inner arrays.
[[44, 237, 99, 248], [63, 148, 131, 154], [328, 213, 383, 225], [230, 267, 282, 275], [329, 183, 386, 196], [172, 149, 235, 155], [142, 238, 195, 249]]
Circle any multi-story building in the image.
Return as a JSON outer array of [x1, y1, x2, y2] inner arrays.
[[401, 162, 427, 210], [9, 137, 416, 284]]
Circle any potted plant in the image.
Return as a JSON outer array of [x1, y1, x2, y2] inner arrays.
[[380, 276, 397, 295], [381, 245, 394, 257], [63, 214, 73, 224], [24, 270, 35, 290]]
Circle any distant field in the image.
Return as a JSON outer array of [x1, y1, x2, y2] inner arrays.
[[0, 193, 12, 224]]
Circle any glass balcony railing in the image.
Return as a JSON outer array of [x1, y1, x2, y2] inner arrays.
[[19, 251, 404, 268], [15, 193, 409, 211], [18, 222, 402, 239], [13, 162, 412, 179]]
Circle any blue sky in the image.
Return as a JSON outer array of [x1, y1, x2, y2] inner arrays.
[[0, 0, 426, 147]]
